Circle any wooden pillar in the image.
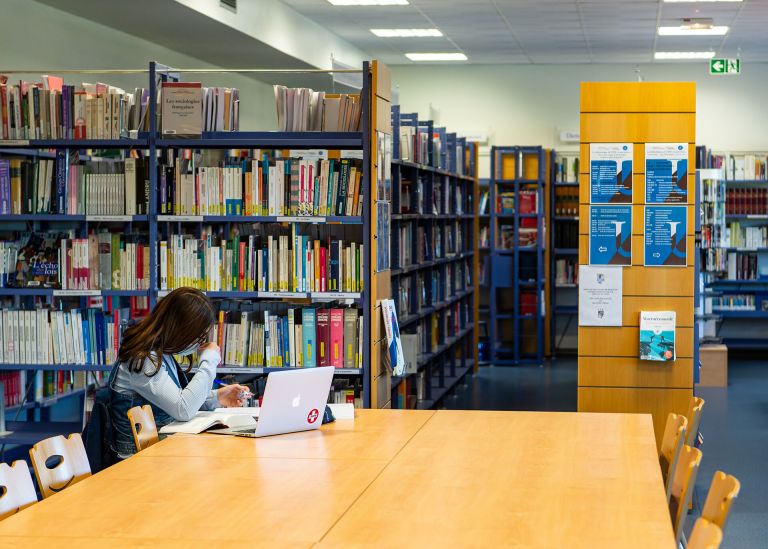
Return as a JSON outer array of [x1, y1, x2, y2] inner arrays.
[[577, 82, 696, 448]]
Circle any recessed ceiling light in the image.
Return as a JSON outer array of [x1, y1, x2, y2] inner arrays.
[[658, 25, 729, 36], [327, 0, 408, 5], [371, 29, 443, 37], [655, 51, 716, 59], [405, 53, 468, 61]]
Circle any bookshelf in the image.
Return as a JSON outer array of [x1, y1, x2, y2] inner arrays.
[[0, 60, 386, 439], [550, 150, 580, 355], [489, 146, 546, 365], [389, 106, 478, 409], [696, 147, 768, 348]]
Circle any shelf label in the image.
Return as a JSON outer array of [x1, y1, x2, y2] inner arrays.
[[311, 292, 361, 300], [277, 216, 324, 223], [289, 149, 327, 161], [53, 289, 101, 296], [86, 215, 133, 222], [157, 215, 203, 222], [259, 292, 306, 299], [341, 150, 364, 159], [0, 140, 30, 146]]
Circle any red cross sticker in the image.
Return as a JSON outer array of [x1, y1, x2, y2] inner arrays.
[[307, 408, 319, 424]]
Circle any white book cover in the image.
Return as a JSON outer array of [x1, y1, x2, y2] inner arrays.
[[381, 299, 405, 376], [159, 411, 257, 435], [288, 309, 296, 368]]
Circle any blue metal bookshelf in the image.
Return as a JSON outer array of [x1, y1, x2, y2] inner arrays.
[[489, 146, 546, 365], [0, 60, 378, 436], [388, 106, 477, 409]]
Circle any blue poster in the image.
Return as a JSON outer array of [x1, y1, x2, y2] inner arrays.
[[590, 143, 633, 204], [644, 206, 687, 267], [645, 143, 689, 203], [589, 205, 632, 266]]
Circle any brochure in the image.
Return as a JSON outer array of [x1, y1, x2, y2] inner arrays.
[[639, 311, 676, 362]]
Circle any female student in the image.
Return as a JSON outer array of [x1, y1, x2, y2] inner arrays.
[[109, 287, 249, 457]]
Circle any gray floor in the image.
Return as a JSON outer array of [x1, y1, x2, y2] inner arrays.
[[441, 357, 766, 548]]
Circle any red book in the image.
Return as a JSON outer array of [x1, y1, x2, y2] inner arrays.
[[320, 246, 327, 292], [329, 308, 344, 368], [519, 190, 538, 214], [316, 308, 330, 367], [0, 84, 8, 140]]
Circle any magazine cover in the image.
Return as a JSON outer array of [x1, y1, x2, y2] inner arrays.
[[381, 298, 405, 376], [639, 311, 676, 362]]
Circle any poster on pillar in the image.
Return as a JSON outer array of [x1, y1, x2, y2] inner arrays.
[[645, 143, 689, 203], [589, 205, 632, 266], [589, 143, 633, 204], [644, 205, 687, 267]]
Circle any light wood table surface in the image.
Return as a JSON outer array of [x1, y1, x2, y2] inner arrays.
[[0, 409, 675, 548]]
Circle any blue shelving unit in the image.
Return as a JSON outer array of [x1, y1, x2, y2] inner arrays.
[[389, 106, 477, 408], [489, 146, 546, 365]]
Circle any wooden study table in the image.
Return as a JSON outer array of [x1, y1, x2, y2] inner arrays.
[[0, 410, 676, 548]]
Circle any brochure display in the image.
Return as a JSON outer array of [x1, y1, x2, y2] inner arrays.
[[589, 205, 632, 265], [590, 143, 633, 204], [645, 143, 688, 204], [639, 311, 676, 361]]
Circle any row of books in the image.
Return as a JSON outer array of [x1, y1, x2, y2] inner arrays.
[[1, 370, 89, 408], [161, 156, 364, 217], [710, 153, 768, 181], [554, 155, 579, 183], [726, 223, 768, 249], [701, 201, 725, 227], [399, 126, 434, 166], [554, 223, 578, 249], [159, 231, 363, 293], [273, 87, 362, 132], [0, 307, 124, 366], [554, 187, 578, 216], [703, 248, 728, 273], [0, 77, 149, 140], [498, 225, 539, 248], [496, 190, 538, 215], [554, 258, 579, 285], [160, 82, 239, 134], [210, 308, 362, 369], [725, 188, 768, 216], [0, 156, 149, 216], [479, 191, 489, 215], [0, 231, 149, 290], [712, 294, 757, 312], [701, 225, 725, 251], [726, 252, 760, 280], [701, 176, 725, 203]]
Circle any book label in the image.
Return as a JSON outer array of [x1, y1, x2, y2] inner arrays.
[[589, 205, 632, 266], [644, 205, 687, 267], [645, 143, 688, 204], [0, 140, 30, 146], [590, 143, 633, 204], [639, 311, 676, 361]]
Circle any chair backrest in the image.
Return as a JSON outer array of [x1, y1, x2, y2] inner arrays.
[[659, 412, 687, 501], [127, 405, 159, 452], [29, 433, 92, 499], [0, 461, 38, 520], [685, 396, 705, 446], [701, 471, 741, 532], [669, 444, 703, 544], [688, 518, 723, 549]]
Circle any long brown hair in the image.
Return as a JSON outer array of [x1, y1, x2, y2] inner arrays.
[[117, 287, 215, 375]]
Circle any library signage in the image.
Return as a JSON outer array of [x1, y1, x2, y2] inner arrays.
[[644, 206, 687, 267], [709, 58, 740, 76], [645, 143, 689, 204], [578, 265, 622, 327], [589, 143, 633, 204], [589, 205, 632, 266]]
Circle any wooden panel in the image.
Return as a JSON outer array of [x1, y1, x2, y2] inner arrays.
[[622, 296, 694, 327], [579, 357, 694, 389], [578, 204, 695, 234], [580, 82, 696, 113], [376, 97, 392, 135], [372, 60, 391, 101], [578, 327, 694, 357], [577, 387, 692, 448], [578, 235, 695, 266], [579, 144, 696, 176], [624, 267, 695, 296], [581, 113, 695, 143]]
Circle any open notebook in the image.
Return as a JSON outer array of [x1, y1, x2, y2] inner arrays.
[[159, 411, 257, 435]]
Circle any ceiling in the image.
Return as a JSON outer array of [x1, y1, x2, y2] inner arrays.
[[280, 0, 766, 64]]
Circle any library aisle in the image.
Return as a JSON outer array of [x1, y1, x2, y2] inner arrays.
[[2, 0, 768, 547]]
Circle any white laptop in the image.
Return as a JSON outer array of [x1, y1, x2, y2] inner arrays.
[[210, 366, 335, 438]]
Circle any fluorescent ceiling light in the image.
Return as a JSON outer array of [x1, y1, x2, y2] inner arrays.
[[663, 1, 741, 3], [327, 0, 408, 5], [655, 51, 715, 59], [371, 29, 443, 37], [658, 25, 729, 36], [405, 53, 468, 61]]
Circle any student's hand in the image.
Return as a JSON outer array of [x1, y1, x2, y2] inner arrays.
[[217, 384, 250, 407], [199, 342, 221, 355]]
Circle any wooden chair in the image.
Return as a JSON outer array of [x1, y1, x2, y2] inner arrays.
[[685, 396, 705, 446], [127, 405, 160, 452], [688, 518, 723, 549], [668, 444, 702, 544], [659, 412, 687, 502], [701, 471, 740, 532], [29, 433, 92, 499], [0, 461, 38, 520]]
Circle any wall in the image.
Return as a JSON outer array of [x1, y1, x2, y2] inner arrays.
[[1, 0, 279, 131], [391, 63, 768, 176]]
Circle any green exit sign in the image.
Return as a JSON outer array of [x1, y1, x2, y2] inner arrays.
[[710, 58, 741, 75]]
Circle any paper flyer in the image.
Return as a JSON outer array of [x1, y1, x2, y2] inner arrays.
[[589, 205, 632, 266], [644, 205, 687, 267], [639, 311, 676, 361], [578, 265, 622, 326], [590, 143, 633, 204], [381, 299, 405, 376], [645, 143, 689, 203]]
